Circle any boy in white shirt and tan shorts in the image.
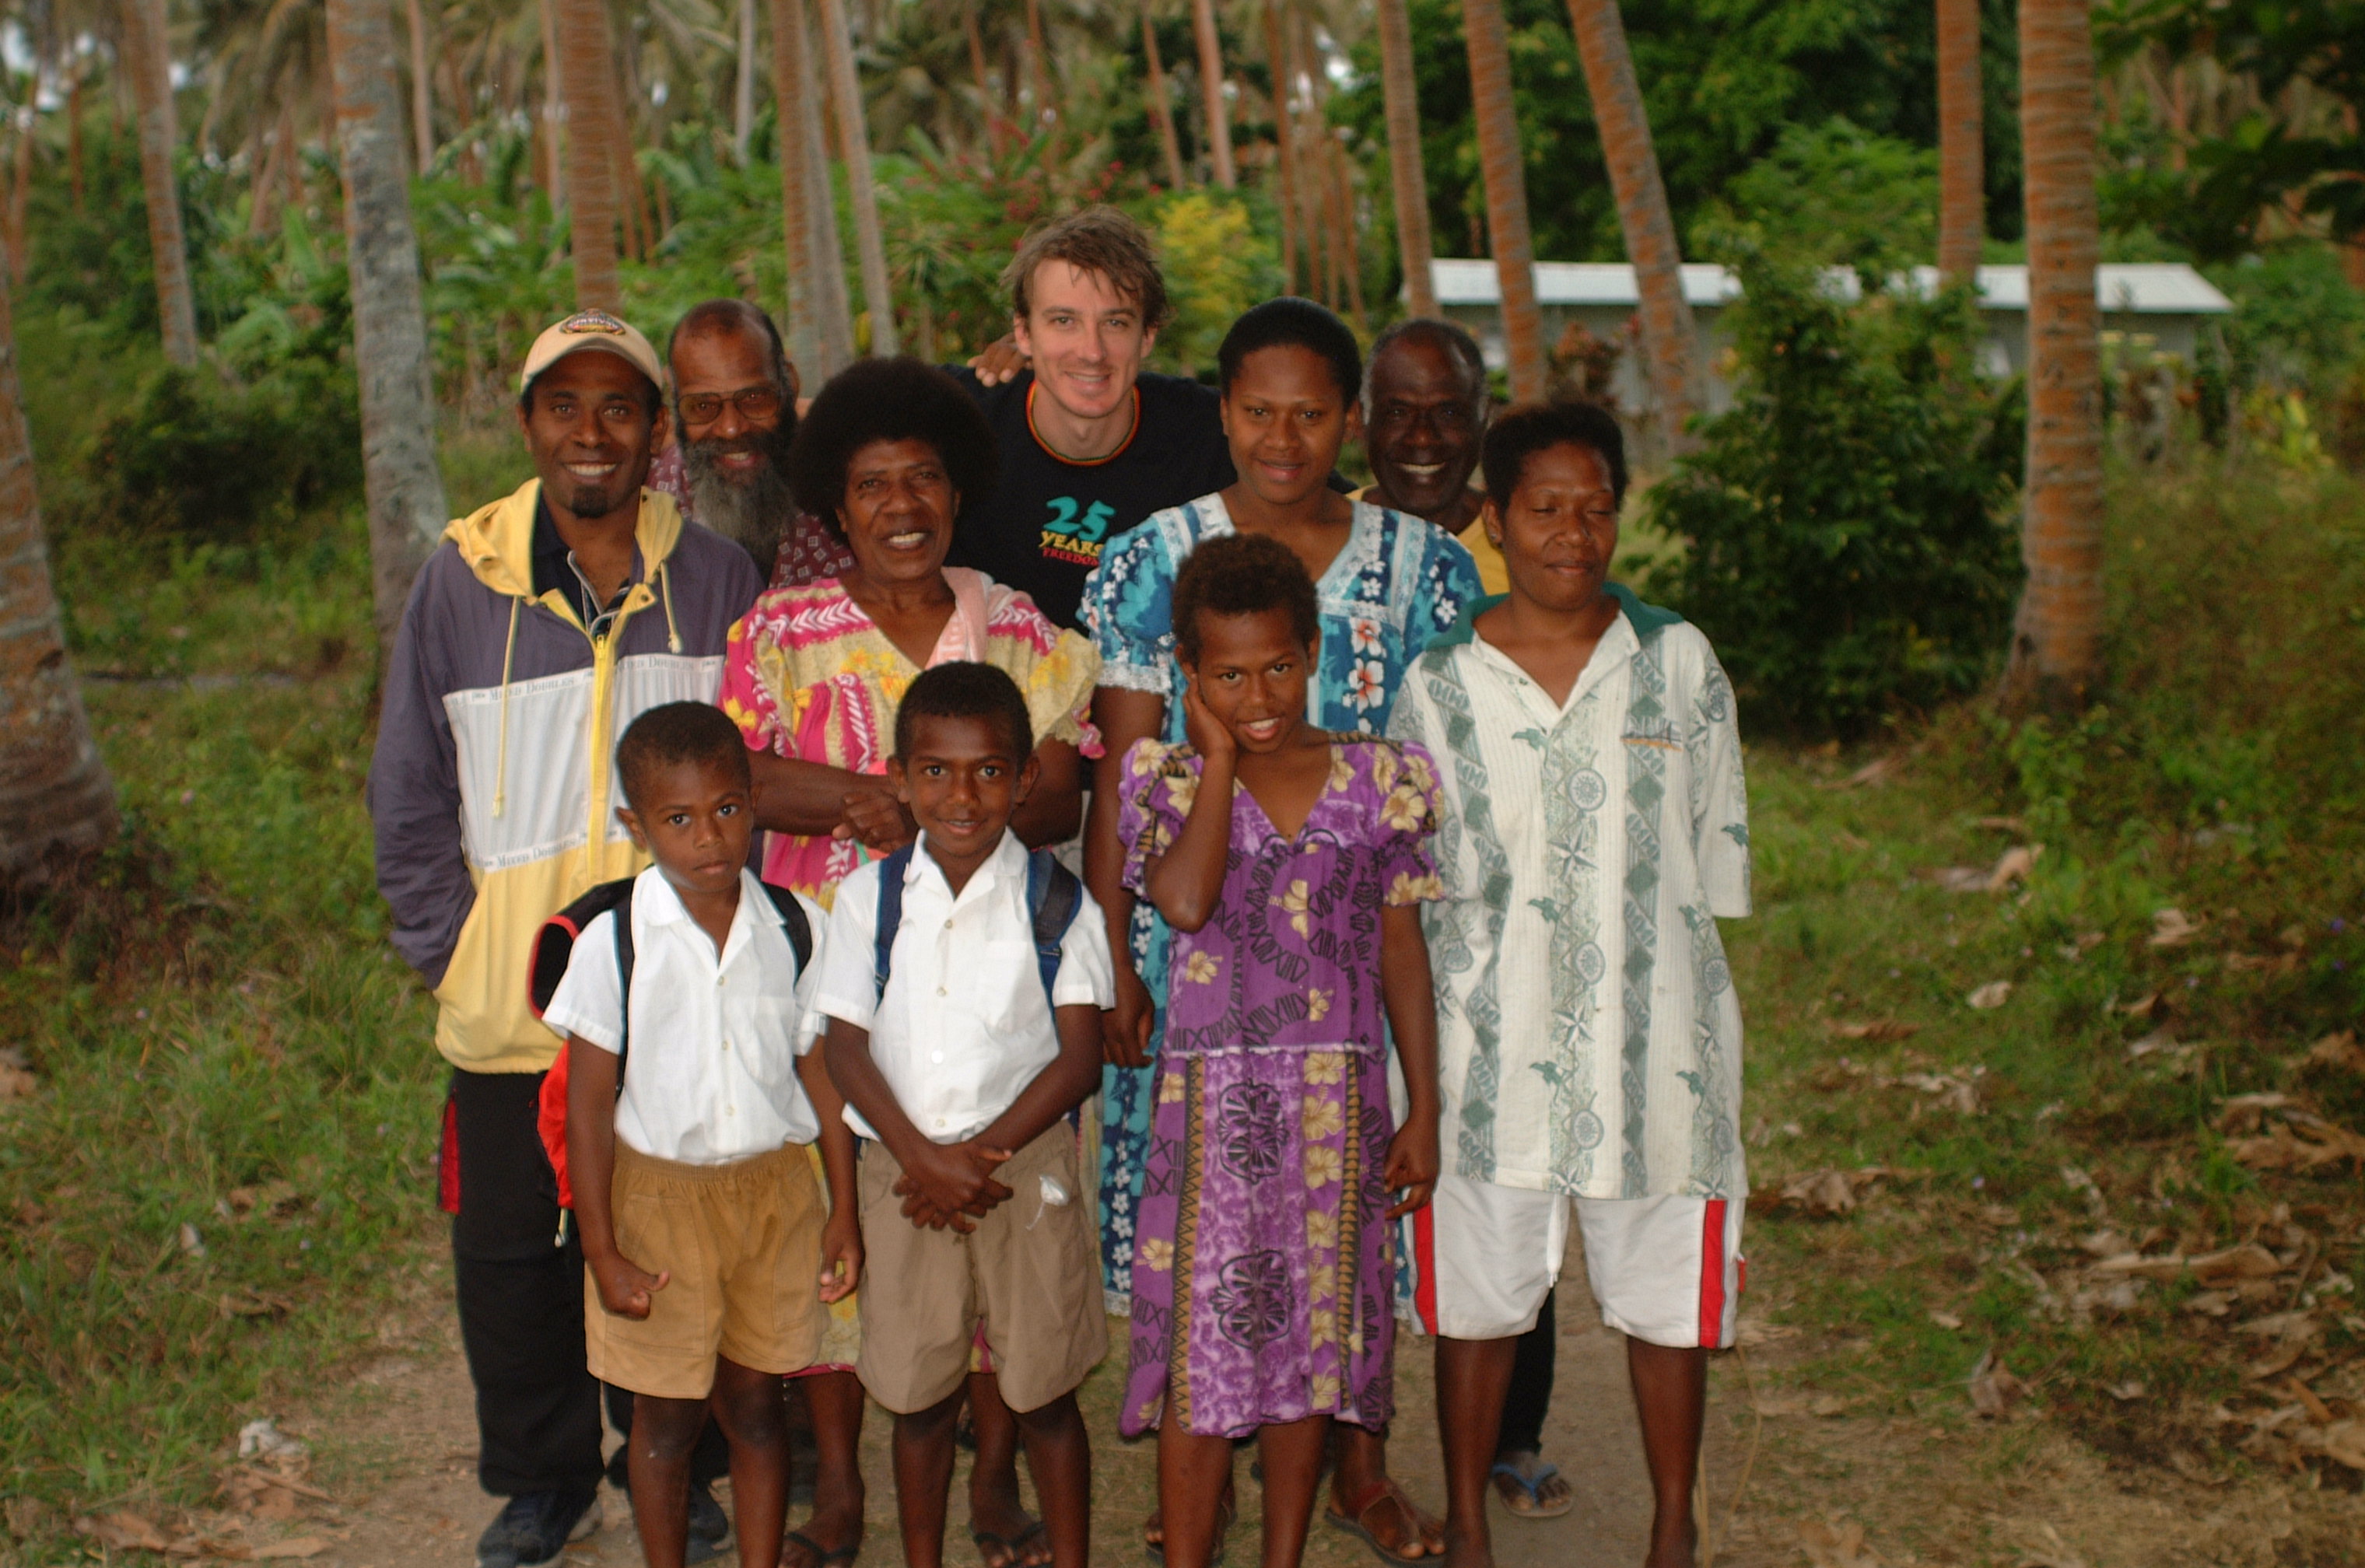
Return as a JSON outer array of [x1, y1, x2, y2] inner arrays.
[[544, 702, 860, 1568], [1387, 404, 1752, 1568], [815, 663, 1114, 1568]]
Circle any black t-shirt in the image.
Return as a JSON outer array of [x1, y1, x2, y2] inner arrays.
[[943, 366, 1235, 630]]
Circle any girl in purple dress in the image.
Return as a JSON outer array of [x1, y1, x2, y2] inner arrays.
[[1116, 534, 1444, 1568]]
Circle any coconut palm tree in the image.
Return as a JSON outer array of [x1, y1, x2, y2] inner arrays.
[[1936, 0, 1983, 283], [1373, 0, 1435, 316], [1187, 0, 1233, 187], [1459, 0, 1543, 400], [405, 0, 436, 171], [555, 0, 622, 308], [1564, 0, 1697, 448], [1141, 0, 1186, 187], [325, 0, 451, 652], [117, 0, 198, 366], [1261, 0, 1304, 289], [0, 262, 117, 881], [2004, 0, 2104, 705], [815, 0, 899, 353]]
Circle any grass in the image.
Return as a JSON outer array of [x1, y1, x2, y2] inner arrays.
[[5, 406, 2362, 1558]]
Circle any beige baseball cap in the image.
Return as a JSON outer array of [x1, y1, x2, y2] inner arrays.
[[517, 309, 664, 395]]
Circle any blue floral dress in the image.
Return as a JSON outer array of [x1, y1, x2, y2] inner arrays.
[[1081, 492, 1480, 1310]]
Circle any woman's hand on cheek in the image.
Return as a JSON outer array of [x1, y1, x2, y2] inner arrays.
[[1181, 671, 1235, 767]]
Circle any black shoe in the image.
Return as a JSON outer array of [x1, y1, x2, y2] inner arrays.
[[475, 1488, 601, 1568], [684, 1482, 732, 1566]]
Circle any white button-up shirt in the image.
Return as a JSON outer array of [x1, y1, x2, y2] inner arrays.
[[1389, 601, 1752, 1201], [811, 831, 1115, 1143], [542, 866, 826, 1164]]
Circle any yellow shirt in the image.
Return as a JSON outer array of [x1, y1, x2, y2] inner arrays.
[[1351, 487, 1507, 596]]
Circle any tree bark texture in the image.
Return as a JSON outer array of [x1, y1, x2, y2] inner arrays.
[[735, 0, 758, 165], [1261, 0, 1302, 291], [1374, 0, 1436, 317], [555, 0, 621, 310], [538, 0, 566, 210], [815, 0, 899, 355], [117, 0, 198, 366], [0, 261, 117, 881], [1565, 0, 1697, 447], [1142, 4, 1186, 189], [1189, 0, 1235, 188], [1936, 0, 1984, 283], [325, 0, 452, 655], [1459, 0, 1543, 401], [2006, 0, 2104, 705], [769, 0, 821, 370], [405, 0, 436, 173], [797, 0, 857, 373]]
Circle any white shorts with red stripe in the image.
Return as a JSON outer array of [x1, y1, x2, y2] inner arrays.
[[1408, 1174, 1744, 1348]]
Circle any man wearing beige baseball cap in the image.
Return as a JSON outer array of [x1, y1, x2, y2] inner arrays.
[[369, 308, 766, 1568]]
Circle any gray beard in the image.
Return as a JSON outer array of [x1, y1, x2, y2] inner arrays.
[[685, 435, 797, 575]]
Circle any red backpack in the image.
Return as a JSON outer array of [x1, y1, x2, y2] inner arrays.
[[527, 877, 815, 1212]]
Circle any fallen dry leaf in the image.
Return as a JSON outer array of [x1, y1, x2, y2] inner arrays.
[[1842, 756, 1895, 789], [2237, 1310, 2321, 1344], [246, 1538, 331, 1560], [2286, 1377, 2336, 1424], [2149, 907, 2206, 948], [219, 1290, 293, 1321], [2297, 1419, 2365, 1472], [1968, 1349, 2027, 1418], [2008, 1521, 2090, 1568], [1924, 865, 1992, 893], [1967, 980, 2013, 1010], [1810, 1393, 1848, 1417], [2114, 992, 2161, 1017], [2189, 1243, 2284, 1283], [2307, 1031, 2363, 1073], [2244, 1342, 2309, 1381], [1975, 814, 2027, 832], [1929, 1309, 1964, 1330], [1833, 1019, 1919, 1043], [2224, 950, 2300, 975], [0, 1062, 35, 1101], [1985, 844, 2042, 891], [2104, 1380, 2146, 1402], [1798, 1517, 1882, 1568], [5, 1495, 58, 1541], [1754, 1167, 1892, 1218], [76, 1512, 174, 1552], [1897, 1071, 1981, 1114]]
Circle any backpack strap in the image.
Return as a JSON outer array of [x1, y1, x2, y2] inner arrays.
[[762, 882, 814, 975], [609, 883, 636, 1084], [871, 846, 915, 1003], [1024, 850, 1084, 1010]]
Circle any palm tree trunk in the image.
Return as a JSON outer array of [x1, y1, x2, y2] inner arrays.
[[1142, 3, 1186, 188], [1373, 0, 1435, 317], [769, 0, 819, 367], [815, 0, 897, 355], [1565, 0, 1696, 447], [1936, 0, 1984, 283], [1459, 0, 1543, 401], [555, 0, 621, 309], [799, 0, 856, 373], [325, 0, 451, 656], [117, 0, 198, 366], [1329, 133, 1367, 327], [0, 259, 117, 880], [405, 0, 436, 173], [2003, 0, 2104, 707], [538, 0, 566, 209], [1261, 1, 1302, 290], [734, 0, 758, 166], [1188, 0, 1235, 188], [5, 100, 35, 289]]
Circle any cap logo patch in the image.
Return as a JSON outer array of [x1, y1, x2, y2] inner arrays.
[[559, 310, 629, 337]]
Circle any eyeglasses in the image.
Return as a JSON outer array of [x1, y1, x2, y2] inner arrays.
[[678, 386, 784, 425]]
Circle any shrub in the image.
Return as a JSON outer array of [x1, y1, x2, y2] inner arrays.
[[74, 360, 362, 541], [1645, 253, 2023, 736]]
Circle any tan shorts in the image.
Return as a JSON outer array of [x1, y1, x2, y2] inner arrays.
[[856, 1125, 1107, 1414], [584, 1140, 823, 1399]]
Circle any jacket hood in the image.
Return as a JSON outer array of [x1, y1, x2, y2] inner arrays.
[[443, 478, 687, 598]]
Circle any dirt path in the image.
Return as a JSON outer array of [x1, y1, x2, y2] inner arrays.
[[296, 1238, 1759, 1568]]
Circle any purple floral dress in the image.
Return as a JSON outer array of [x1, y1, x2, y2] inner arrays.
[[1116, 736, 1444, 1439]]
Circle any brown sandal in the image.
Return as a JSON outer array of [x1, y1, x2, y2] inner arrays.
[[1323, 1477, 1441, 1566]]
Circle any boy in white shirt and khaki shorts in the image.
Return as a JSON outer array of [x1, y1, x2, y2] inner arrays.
[[544, 702, 860, 1568], [815, 663, 1114, 1568]]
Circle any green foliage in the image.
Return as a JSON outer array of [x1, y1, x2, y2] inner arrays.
[[1645, 254, 2023, 734], [1696, 118, 1939, 281], [1152, 191, 1281, 376], [2206, 247, 2365, 399], [1332, 0, 2024, 274]]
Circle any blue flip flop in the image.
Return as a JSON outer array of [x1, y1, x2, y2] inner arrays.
[[1490, 1453, 1575, 1519]]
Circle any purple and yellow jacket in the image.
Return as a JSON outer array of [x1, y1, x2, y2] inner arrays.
[[370, 478, 763, 1073]]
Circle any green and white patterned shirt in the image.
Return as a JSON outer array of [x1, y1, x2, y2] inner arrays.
[[1387, 588, 1752, 1200]]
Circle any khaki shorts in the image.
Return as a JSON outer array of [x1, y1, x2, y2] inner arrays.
[[856, 1125, 1107, 1414], [584, 1140, 823, 1399]]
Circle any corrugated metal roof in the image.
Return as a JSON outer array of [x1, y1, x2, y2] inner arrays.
[[1427, 260, 2232, 314]]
